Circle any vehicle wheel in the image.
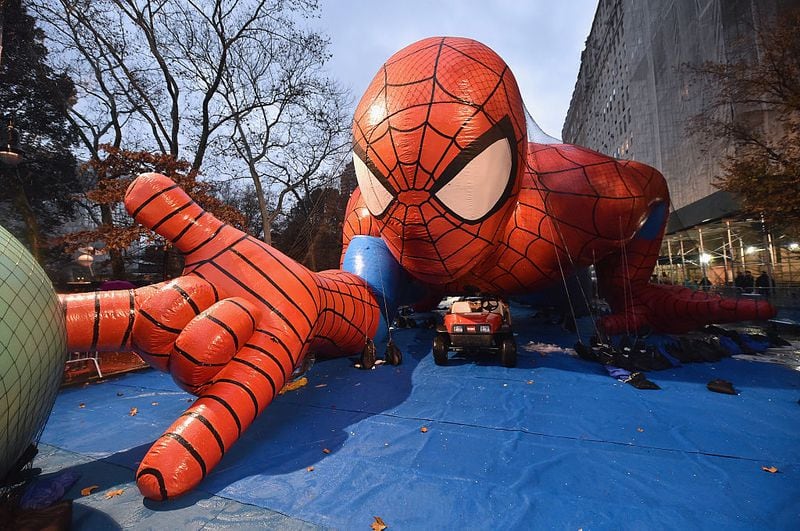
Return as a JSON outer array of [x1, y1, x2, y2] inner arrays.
[[433, 334, 449, 366], [361, 338, 377, 370], [386, 340, 403, 366], [500, 336, 517, 368]]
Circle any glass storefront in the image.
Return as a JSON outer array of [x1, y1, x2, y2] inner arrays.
[[657, 217, 800, 305]]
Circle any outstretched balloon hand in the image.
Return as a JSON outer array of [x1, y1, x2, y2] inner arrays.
[[60, 173, 381, 500]]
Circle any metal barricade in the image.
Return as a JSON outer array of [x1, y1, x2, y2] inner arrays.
[[65, 351, 103, 378]]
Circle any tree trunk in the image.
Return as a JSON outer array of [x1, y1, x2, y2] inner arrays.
[[100, 203, 126, 279], [13, 176, 41, 262], [307, 230, 318, 271], [250, 172, 272, 245], [164, 245, 184, 280]]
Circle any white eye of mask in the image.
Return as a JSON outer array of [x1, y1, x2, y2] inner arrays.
[[434, 137, 512, 221], [353, 153, 394, 216]]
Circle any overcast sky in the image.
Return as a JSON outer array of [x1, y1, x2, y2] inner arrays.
[[315, 0, 599, 139]]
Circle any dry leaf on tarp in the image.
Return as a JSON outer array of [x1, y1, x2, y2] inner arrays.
[[762, 466, 779, 473], [129, 407, 138, 416], [371, 516, 387, 531], [104, 489, 124, 499], [307, 466, 314, 472], [151, 402, 159, 406], [322, 448, 331, 454], [279, 377, 308, 394], [79, 403, 85, 408], [80, 485, 99, 496]]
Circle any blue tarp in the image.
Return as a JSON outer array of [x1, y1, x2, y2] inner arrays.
[[37, 307, 800, 529]]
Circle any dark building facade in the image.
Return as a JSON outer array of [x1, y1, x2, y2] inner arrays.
[[562, 0, 799, 288]]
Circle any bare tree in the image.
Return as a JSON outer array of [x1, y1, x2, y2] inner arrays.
[[31, 0, 350, 245], [218, 29, 350, 243]]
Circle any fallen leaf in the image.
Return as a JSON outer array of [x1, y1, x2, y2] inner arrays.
[[315, 384, 327, 388], [637, 427, 644, 433], [526, 380, 533, 385], [307, 466, 314, 472], [322, 448, 331, 454], [79, 403, 86, 409], [80, 485, 99, 496], [151, 402, 159, 406], [116, 392, 124, 397], [129, 407, 138, 416], [762, 466, 779, 473], [104, 489, 124, 499], [420, 426, 428, 433], [279, 377, 308, 394], [371, 516, 387, 531]]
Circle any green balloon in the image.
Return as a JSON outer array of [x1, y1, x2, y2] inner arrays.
[[0, 225, 67, 481]]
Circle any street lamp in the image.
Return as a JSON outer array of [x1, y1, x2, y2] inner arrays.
[[0, 119, 22, 167]]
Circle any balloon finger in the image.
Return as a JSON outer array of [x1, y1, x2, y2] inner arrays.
[[169, 297, 262, 392], [132, 276, 219, 370], [136, 317, 299, 500], [124, 173, 240, 257]]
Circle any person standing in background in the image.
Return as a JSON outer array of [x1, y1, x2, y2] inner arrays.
[[756, 271, 773, 298]]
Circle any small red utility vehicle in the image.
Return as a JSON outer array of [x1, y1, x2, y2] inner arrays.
[[433, 296, 517, 367]]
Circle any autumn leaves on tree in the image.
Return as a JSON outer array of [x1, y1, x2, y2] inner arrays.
[[64, 146, 246, 279], [688, 9, 800, 234]]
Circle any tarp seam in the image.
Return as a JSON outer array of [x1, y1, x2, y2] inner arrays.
[[285, 402, 796, 465]]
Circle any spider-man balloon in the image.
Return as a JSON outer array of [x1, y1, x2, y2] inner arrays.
[[60, 37, 775, 499]]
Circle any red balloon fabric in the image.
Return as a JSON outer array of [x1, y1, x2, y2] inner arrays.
[[60, 36, 775, 500]]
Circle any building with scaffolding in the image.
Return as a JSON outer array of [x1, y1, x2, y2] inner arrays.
[[562, 0, 799, 297]]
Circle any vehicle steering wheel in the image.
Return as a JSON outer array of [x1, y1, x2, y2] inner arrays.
[[481, 300, 499, 312]]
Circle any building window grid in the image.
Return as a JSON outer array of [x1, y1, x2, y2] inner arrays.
[[565, 0, 796, 283]]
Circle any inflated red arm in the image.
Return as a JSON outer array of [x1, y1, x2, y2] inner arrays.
[[59, 285, 157, 352]]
